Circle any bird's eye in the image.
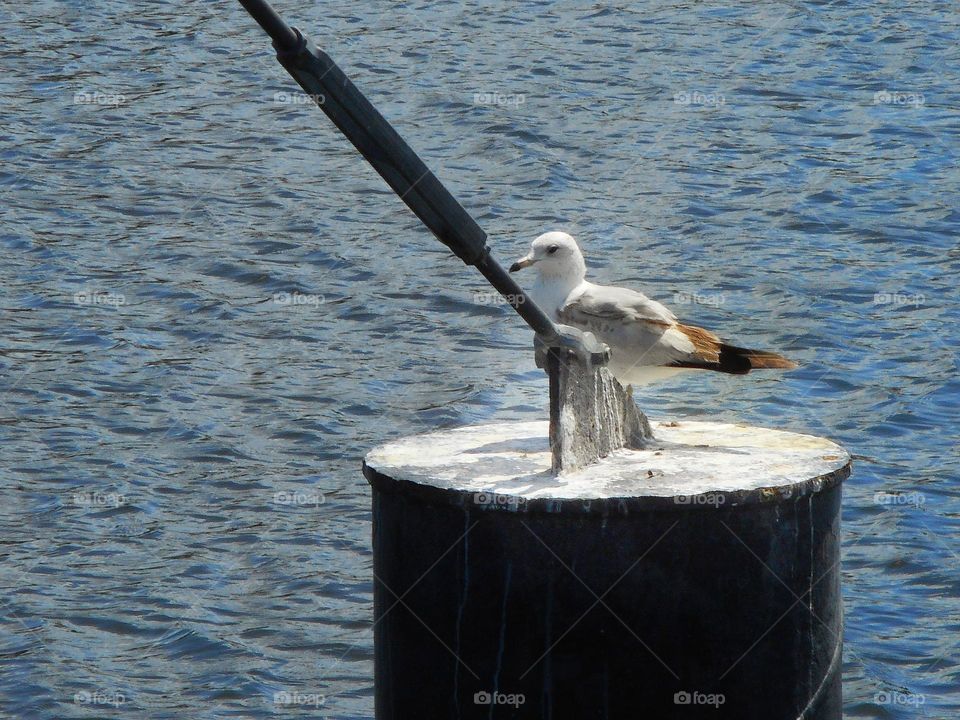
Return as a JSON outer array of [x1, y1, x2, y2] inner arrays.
[[547, 245, 559, 254]]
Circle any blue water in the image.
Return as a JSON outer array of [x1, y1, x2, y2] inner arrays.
[[2, 1, 958, 717]]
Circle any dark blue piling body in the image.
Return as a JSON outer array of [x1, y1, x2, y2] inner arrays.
[[363, 458, 848, 720]]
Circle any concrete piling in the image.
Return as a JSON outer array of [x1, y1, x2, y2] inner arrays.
[[363, 420, 850, 719]]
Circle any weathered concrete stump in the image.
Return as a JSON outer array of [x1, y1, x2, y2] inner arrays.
[[543, 349, 652, 473], [534, 327, 653, 472], [362, 420, 851, 719]]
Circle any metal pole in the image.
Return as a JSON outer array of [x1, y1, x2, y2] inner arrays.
[[235, 0, 568, 345]]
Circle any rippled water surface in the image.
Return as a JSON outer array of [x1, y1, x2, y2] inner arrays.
[[2, 1, 959, 717]]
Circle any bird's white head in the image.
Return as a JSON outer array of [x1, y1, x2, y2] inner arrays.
[[509, 231, 586, 283]]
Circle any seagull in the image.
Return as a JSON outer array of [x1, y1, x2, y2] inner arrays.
[[509, 231, 797, 385]]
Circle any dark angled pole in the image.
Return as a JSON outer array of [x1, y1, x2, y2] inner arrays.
[[236, 0, 566, 345]]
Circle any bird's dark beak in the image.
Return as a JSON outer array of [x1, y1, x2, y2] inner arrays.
[[509, 255, 534, 273]]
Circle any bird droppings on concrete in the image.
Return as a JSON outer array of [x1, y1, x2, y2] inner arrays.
[[364, 420, 851, 500]]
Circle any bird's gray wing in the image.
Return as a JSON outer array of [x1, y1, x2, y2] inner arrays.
[[559, 284, 677, 326], [558, 284, 719, 367]]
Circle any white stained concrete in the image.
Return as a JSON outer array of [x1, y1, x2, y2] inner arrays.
[[364, 420, 850, 500]]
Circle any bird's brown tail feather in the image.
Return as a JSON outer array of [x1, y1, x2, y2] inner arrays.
[[667, 323, 798, 374], [669, 343, 798, 374]]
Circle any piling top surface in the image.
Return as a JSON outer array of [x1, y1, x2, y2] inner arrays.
[[363, 420, 851, 512]]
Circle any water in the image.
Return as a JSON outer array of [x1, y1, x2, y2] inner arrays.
[[1, 1, 958, 717]]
